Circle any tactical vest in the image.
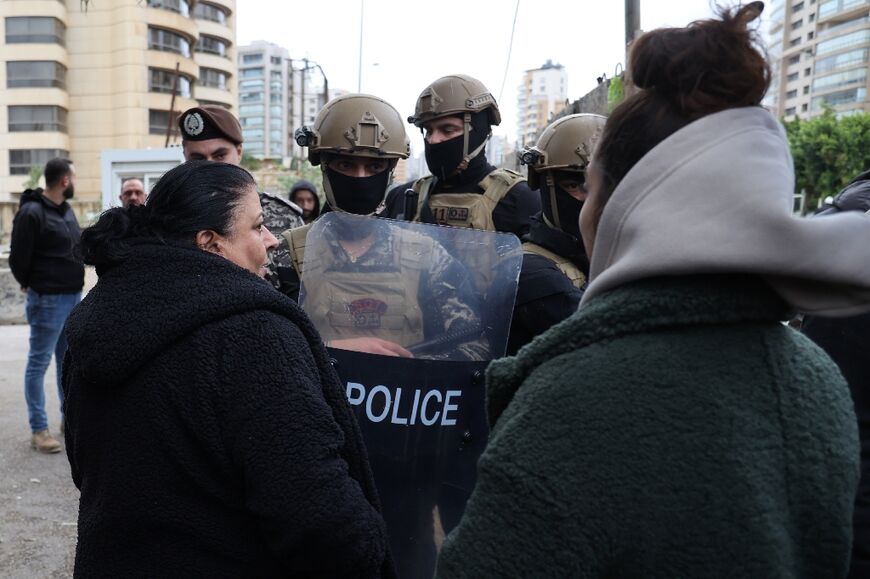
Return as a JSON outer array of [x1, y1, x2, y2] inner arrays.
[[412, 168, 525, 231], [522, 241, 586, 289], [284, 224, 431, 347]]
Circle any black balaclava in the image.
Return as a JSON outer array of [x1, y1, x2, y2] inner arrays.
[[424, 111, 491, 183], [540, 170, 584, 240], [324, 167, 391, 216]]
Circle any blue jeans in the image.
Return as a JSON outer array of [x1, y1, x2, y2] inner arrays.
[[24, 289, 81, 433]]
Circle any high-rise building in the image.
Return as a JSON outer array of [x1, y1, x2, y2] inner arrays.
[[237, 41, 341, 163], [766, 0, 870, 119], [517, 60, 568, 147], [0, 0, 238, 204]]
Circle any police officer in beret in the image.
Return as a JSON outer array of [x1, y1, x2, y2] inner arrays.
[[177, 105, 304, 291], [507, 113, 606, 354]]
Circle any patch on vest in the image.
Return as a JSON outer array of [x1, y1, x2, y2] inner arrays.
[[433, 206, 470, 224], [349, 298, 388, 329]]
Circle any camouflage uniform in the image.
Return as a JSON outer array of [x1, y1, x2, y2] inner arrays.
[[299, 220, 489, 361], [259, 191, 304, 290]]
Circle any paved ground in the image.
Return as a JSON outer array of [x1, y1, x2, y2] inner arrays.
[[0, 324, 77, 577]]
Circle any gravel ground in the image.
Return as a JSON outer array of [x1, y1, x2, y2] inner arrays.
[[0, 324, 77, 577]]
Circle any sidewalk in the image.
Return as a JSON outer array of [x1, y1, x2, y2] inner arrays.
[[0, 324, 77, 577]]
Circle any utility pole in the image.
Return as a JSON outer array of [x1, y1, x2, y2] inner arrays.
[[164, 62, 181, 148], [625, 0, 640, 47], [300, 58, 307, 128]]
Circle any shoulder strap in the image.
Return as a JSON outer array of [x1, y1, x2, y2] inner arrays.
[[522, 241, 586, 288], [479, 168, 525, 205], [412, 176, 437, 222], [283, 223, 312, 274]]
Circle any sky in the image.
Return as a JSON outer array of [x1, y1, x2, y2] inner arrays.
[[236, 1, 729, 155]]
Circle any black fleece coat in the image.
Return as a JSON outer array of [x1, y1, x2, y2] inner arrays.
[[62, 241, 394, 578]]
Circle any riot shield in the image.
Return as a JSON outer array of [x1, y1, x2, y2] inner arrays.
[[299, 213, 521, 579]]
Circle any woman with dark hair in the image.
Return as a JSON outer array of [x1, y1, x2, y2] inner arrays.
[[62, 161, 394, 578], [436, 4, 870, 578]]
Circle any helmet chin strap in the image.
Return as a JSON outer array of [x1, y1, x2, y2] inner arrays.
[[544, 171, 562, 230], [452, 112, 490, 176]]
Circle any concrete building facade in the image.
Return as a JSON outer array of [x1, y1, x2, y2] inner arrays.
[[0, 0, 237, 204], [516, 60, 568, 147], [237, 41, 344, 164], [766, 0, 870, 119]]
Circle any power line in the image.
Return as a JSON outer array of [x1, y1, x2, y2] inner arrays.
[[498, 0, 521, 104]]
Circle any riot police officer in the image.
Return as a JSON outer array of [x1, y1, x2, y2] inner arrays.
[[285, 94, 487, 360], [382, 74, 540, 236], [507, 113, 606, 354], [177, 105, 304, 291]]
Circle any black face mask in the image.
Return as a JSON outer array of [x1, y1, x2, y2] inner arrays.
[[423, 111, 491, 182], [325, 167, 391, 216], [62, 184, 75, 200], [541, 176, 583, 240]]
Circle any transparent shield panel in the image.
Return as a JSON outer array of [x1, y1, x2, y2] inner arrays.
[[300, 212, 522, 360]]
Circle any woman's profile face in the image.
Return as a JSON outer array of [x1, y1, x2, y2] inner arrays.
[[579, 162, 604, 260], [219, 185, 279, 277]]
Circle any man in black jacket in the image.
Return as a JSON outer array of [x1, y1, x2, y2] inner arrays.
[[9, 157, 84, 453], [802, 169, 870, 579]]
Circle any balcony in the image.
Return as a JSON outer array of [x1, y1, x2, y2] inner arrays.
[[818, 0, 870, 23]]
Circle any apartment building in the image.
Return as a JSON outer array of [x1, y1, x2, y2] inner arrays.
[[516, 60, 568, 147], [0, 0, 237, 204], [767, 0, 870, 118], [237, 41, 342, 163]]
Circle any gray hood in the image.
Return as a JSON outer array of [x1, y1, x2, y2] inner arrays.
[[582, 106, 870, 316]]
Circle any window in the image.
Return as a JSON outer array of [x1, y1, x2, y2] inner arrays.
[[793, 1, 805, 11], [816, 28, 870, 55], [813, 66, 867, 90], [240, 67, 264, 79], [148, 27, 191, 57], [148, 67, 191, 97], [790, 36, 803, 46], [240, 91, 263, 103], [815, 47, 869, 72], [193, 2, 227, 24], [239, 104, 264, 116], [9, 149, 69, 175], [245, 141, 264, 154], [243, 128, 264, 140], [8, 105, 67, 132], [792, 19, 804, 29], [269, 105, 282, 117], [240, 116, 263, 127], [802, 103, 809, 111], [269, 142, 283, 156], [270, 92, 282, 103], [811, 86, 867, 109], [820, 0, 870, 19], [271, 56, 281, 65], [5, 17, 65, 44], [788, 71, 800, 81], [242, 53, 262, 64], [785, 107, 797, 115], [810, 12, 816, 21], [147, 0, 190, 17], [787, 89, 799, 98], [804, 85, 811, 94], [6, 61, 66, 89], [270, 129, 282, 142], [196, 35, 227, 57], [148, 109, 176, 135], [200, 67, 228, 90], [788, 54, 801, 64], [269, 117, 282, 128], [805, 67, 813, 76], [239, 79, 264, 90]]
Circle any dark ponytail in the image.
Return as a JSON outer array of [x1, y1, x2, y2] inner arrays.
[[81, 160, 255, 270], [593, 2, 770, 214]]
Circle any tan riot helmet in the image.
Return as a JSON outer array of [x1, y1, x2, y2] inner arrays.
[[408, 74, 501, 128], [293, 94, 410, 215], [519, 113, 607, 191], [408, 74, 500, 174], [295, 93, 411, 165]]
